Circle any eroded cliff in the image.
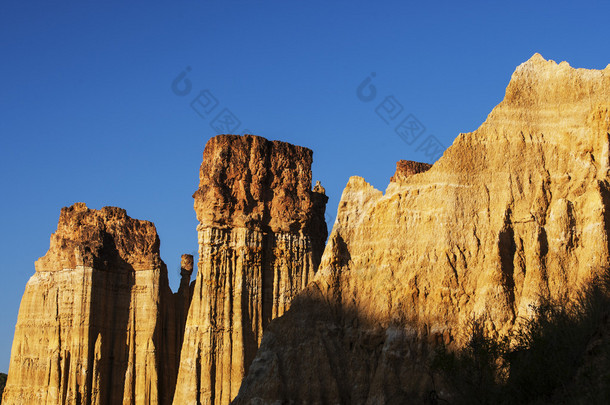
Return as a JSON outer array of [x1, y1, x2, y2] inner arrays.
[[2, 204, 191, 405], [172, 135, 328, 404], [3, 134, 327, 405], [234, 54, 610, 403], [6, 54, 610, 405]]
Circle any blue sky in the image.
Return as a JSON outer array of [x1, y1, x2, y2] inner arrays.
[[1, 0, 609, 372]]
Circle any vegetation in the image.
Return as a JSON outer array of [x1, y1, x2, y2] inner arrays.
[[432, 270, 610, 404], [0, 372, 6, 404]]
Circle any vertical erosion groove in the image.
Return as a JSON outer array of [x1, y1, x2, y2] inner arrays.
[[173, 135, 328, 404]]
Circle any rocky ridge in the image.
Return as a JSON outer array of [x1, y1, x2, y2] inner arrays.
[[234, 54, 610, 403]]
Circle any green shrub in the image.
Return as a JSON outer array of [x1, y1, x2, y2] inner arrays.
[[431, 269, 610, 404], [432, 316, 509, 404]]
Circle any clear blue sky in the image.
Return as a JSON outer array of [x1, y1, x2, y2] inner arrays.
[[1, 0, 609, 372]]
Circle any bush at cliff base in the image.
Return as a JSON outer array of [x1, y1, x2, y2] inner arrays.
[[432, 269, 610, 404]]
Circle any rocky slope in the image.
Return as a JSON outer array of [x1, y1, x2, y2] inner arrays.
[[0, 373, 6, 404], [1, 204, 192, 405], [172, 135, 328, 404], [234, 54, 610, 403]]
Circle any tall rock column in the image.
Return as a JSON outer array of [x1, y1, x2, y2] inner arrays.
[[2, 203, 189, 405], [172, 134, 328, 404], [173, 254, 195, 355]]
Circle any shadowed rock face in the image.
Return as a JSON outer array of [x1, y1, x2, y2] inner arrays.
[[2, 204, 191, 405], [172, 135, 328, 404], [234, 55, 610, 403]]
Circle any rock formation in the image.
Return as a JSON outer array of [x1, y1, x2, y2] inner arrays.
[[2, 204, 192, 405], [6, 54, 610, 404], [389, 159, 432, 183], [174, 254, 195, 355], [172, 134, 328, 404], [234, 54, 610, 403], [2, 134, 327, 405]]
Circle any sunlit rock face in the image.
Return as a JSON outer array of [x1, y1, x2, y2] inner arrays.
[[234, 55, 610, 403], [172, 135, 328, 404], [2, 203, 191, 405], [2, 135, 327, 405]]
